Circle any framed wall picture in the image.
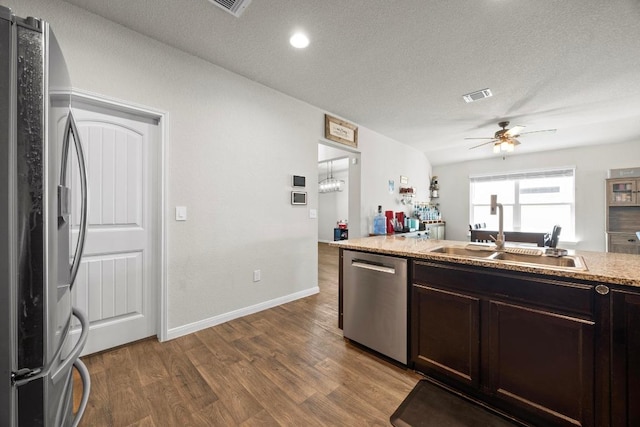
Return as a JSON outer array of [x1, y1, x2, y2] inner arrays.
[[325, 114, 358, 148]]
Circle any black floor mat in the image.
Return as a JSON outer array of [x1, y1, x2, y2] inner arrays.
[[390, 380, 521, 427]]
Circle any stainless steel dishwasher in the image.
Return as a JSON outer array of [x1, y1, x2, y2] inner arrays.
[[343, 250, 407, 364]]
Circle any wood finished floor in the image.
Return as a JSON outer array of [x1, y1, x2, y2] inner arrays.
[[75, 243, 421, 426]]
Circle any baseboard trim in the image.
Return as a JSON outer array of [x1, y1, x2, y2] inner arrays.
[[165, 286, 320, 341]]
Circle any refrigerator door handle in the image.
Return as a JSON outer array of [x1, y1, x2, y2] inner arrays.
[[61, 109, 88, 288], [51, 307, 89, 383], [70, 359, 91, 427]]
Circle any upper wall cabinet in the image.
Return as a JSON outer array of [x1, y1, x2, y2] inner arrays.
[[606, 178, 640, 254], [608, 178, 639, 206]]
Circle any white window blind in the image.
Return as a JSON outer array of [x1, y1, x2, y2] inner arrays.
[[469, 168, 575, 240]]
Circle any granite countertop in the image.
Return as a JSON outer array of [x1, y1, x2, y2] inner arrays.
[[330, 236, 640, 288]]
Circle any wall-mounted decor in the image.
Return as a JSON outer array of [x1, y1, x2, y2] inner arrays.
[[292, 175, 306, 187], [325, 114, 358, 148], [291, 191, 307, 205]]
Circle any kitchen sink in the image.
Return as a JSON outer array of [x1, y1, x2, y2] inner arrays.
[[491, 252, 586, 270], [429, 246, 495, 258], [429, 245, 587, 270]]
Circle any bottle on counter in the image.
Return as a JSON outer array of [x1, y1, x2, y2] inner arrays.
[[373, 205, 387, 235]]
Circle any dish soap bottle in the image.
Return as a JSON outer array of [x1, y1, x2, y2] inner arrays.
[[373, 205, 387, 235]]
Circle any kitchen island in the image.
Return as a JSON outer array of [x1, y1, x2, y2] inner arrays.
[[330, 236, 640, 427]]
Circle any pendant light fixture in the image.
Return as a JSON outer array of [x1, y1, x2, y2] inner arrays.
[[319, 160, 344, 193]]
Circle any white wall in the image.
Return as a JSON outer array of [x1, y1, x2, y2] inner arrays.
[[6, 0, 431, 336], [433, 140, 640, 251], [358, 127, 431, 236]]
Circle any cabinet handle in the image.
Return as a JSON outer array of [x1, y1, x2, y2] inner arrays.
[[629, 239, 636, 243], [595, 285, 610, 295]]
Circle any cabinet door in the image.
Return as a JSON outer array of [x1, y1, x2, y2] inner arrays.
[[411, 284, 480, 389], [608, 179, 638, 206], [611, 290, 640, 426], [488, 301, 595, 427]]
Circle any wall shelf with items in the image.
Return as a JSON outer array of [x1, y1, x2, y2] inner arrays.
[[606, 176, 640, 254], [429, 176, 439, 199], [399, 187, 416, 205]]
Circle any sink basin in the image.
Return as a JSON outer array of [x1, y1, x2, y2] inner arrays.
[[430, 246, 495, 258], [429, 245, 587, 270], [491, 252, 587, 270]]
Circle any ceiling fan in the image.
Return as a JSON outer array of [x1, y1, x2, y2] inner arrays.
[[466, 121, 557, 154]]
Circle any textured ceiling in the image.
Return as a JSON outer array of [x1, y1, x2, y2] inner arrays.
[[63, 0, 640, 165]]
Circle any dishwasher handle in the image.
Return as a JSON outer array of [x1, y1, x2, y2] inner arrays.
[[351, 259, 396, 274]]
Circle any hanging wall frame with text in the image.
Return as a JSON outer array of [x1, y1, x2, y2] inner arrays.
[[325, 114, 358, 148]]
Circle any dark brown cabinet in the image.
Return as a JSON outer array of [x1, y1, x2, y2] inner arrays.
[[611, 289, 640, 426], [411, 285, 480, 389], [488, 300, 594, 426], [411, 260, 598, 427]]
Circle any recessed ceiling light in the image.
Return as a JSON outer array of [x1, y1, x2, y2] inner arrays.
[[290, 32, 310, 49]]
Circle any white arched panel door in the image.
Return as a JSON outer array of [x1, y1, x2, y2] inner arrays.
[[62, 105, 159, 355]]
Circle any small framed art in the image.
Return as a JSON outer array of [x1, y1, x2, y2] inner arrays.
[[325, 114, 358, 148]]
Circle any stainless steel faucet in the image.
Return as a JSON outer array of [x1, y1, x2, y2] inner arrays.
[[490, 195, 505, 251]]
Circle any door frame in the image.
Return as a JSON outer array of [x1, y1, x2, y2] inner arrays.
[[70, 88, 169, 342]]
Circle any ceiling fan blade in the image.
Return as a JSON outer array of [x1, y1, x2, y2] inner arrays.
[[512, 138, 522, 146], [469, 139, 498, 149], [464, 137, 495, 140], [505, 125, 525, 137], [518, 128, 557, 136]]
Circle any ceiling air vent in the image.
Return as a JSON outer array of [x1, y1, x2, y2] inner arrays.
[[463, 88, 493, 103], [207, 0, 252, 17]]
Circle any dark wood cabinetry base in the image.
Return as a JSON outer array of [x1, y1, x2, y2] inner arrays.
[[611, 290, 640, 426], [411, 260, 600, 427]]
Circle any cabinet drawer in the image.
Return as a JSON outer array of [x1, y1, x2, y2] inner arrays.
[[413, 260, 594, 318], [609, 233, 639, 245]]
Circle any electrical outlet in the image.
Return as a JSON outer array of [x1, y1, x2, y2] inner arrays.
[[253, 270, 261, 282]]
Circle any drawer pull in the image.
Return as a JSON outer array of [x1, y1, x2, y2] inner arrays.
[[595, 285, 610, 295], [628, 239, 636, 243]]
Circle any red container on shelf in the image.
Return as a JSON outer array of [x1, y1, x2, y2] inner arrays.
[[385, 211, 394, 234]]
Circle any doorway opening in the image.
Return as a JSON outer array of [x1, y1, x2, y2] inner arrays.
[[318, 142, 361, 242]]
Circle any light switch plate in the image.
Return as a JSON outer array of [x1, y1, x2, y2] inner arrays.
[[309, 208, 317, 219], [176, 206, 187, 221]]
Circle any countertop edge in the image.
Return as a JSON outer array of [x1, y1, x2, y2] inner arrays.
[[330, 237, 640, 288]]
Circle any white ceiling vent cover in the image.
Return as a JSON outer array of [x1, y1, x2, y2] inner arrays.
[[463, 88, 493, 103], [207, 0, 252, 17]]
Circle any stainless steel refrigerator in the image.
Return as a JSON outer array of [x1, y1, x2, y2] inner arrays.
[[1, 6, 91, 426]]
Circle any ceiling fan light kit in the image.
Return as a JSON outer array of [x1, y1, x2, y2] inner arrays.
[[493, 140, 515, 154], [466, 121, 556, 155]]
